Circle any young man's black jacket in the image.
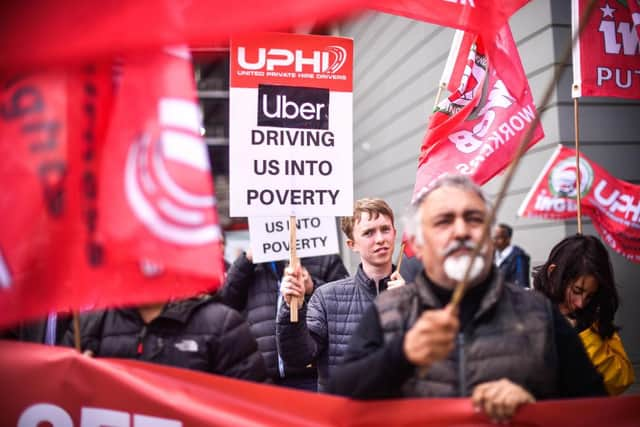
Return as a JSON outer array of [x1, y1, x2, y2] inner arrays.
[[277, 264, 394, 392], [220, 253, 348, 386], [64, 296, 266, 382], [329, 268, 606, 399]]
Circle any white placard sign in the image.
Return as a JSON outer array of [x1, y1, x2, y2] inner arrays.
[[249, 216, 339, 263], [229, 32, 353, 217]]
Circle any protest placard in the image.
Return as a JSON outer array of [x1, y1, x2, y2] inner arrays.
[[229, 32, 353, 217]]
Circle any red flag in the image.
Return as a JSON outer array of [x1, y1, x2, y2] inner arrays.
[[412, 25, 544, 200], [0, 49, 224, 329], [0, 0, 370, 70], [572, 0, 640, 99], [2, 341, 640, 427], [369, 0, 529, 37], [518, 145, 640, 263], [630, 0, 640, 38], [370, 0, 531, 98]]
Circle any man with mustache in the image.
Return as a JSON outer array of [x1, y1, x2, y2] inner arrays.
[[277, 198, 403, 392], [330, 175, 605, 423]]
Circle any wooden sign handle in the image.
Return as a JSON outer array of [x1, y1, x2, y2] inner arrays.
[[289, 216, 300, 322]]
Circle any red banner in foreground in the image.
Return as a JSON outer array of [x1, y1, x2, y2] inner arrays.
[[1, 341, 638, 427], [518, 145, 640, 263]]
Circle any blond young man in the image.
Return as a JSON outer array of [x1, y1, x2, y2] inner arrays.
[[277, 198, 403, 392]]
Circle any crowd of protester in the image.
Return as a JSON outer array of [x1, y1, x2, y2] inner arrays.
[[1, 174, 635, 423]]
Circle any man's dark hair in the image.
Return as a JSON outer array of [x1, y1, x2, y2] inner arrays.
[[532, 234, 619, 339], [498, 223, 513, 239]]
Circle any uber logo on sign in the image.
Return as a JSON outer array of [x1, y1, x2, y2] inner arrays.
[[258, 84, 329, 129]]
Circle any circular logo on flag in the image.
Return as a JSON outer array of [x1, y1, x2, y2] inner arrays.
[[124, 99, 221, 246], [548, 156, 593, 198]]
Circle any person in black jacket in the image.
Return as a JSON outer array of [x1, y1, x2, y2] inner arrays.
[[221, 250, 348, 390], [1, 313, 72, 346], [492, 223, 530, 288], [277, 198, 404, 392], [329, 175, 605, 423], [64, 295, 266, 382]]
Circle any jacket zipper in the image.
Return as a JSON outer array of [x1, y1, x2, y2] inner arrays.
[[136, 325, 148, 357]]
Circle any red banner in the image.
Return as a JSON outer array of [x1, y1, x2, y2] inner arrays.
[[370, 0, 529, 38], [1, 341, 639, 427], [518, 145, 640, 263], [0, 49, 224, 329], [0, 0, 370, 71], [572, 0, 640, 99], [413, 25, 544, 199], [370, 0, 531, 98]]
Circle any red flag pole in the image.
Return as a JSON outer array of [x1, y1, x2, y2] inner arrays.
[[573, 97, 583, 234]]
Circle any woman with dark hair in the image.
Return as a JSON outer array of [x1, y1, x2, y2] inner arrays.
[[533, 234, 635, 395]]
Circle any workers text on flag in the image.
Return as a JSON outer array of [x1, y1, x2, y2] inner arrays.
[[413, 25, 544, 200]]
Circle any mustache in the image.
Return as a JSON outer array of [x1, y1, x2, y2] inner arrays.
[[442, 239, 477, 257]]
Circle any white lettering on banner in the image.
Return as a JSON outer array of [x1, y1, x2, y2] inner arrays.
[[263, 236, 328, 254], [246, 189, 339, 205], [251, 129, 335, 147], [454, 104, 536, 175], [448, 79, 531, 154], [533, 194, 578, 213], [594, 180, 640, 222], [443, 0, 475, 6], [0, 249, 12, 288], [237, 46, 347, 74], [18, 404, 182, 427], [599, 18, 640, 55], [596, 66, 640, 88]]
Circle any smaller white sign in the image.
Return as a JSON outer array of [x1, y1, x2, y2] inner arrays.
[[248, 216, 339, 263]]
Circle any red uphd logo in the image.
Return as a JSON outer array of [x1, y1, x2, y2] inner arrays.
[[237, 46, 347, 73]]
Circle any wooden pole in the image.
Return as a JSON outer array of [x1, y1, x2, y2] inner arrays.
[[573, 97, 583, 234], [289, 216, 300, 322], [395, 241, 406, 274], [73, 311, 81, 352]]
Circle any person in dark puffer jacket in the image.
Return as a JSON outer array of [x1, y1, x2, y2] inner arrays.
[[278, 198, 404, 392], [221, 251, 348, 390], [329, 176, 605, 424], [63, 295, 266, 382]]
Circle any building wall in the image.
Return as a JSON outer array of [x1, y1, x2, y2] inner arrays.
[[339, 0, 640, 393]]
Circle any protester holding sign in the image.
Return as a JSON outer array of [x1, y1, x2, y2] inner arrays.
[[64, 295, 266, 382], [533, 234, 635, 395], [277, 198, 403, 392], [330, 176, 606, 423], [221, 250, 348, 390]]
